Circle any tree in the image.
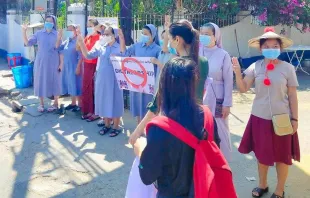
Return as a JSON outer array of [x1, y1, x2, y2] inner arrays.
[[239, 0, 310, 32]]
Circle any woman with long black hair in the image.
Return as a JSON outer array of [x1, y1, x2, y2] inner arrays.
[[136, 57, 220, 197], [128, 20, 209, 145], [125, 20, 215, 198]]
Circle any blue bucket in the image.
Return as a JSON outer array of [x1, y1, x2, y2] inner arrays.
[[12, 65, 33, 89], [7, 53, 22, 68]]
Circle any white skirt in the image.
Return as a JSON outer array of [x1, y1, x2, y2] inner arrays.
[[125, 157, 157, 198]]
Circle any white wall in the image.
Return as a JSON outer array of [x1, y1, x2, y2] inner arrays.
[[7, 14, 28, 56], [4, 12, 43, 61], [2, 14, 309, 60], [0, 23, 8, 52], [220, 16, 310, 58], [67, 5, 86, 36]]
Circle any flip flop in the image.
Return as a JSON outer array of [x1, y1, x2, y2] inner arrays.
[[271, 192, 285, 198], [252, 187, 269, 197], [81, 114, 91, 120], [86, 115, 100, 122], [47, 105, 58, 112], [37, 105, 45, 113]]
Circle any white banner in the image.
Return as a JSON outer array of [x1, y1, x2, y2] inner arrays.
[[89, 17, 119, 28], [110, 57, 155, 95]]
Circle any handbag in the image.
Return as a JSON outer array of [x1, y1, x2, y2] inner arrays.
[[272, 114, 293, 136], [268, 88, 293, 136], [211, 84, 224, 118]]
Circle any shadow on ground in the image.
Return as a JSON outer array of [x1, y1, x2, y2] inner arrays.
[[0, 58, 309, 198]]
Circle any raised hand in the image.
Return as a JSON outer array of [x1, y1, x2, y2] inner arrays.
[[57, 29, 63, 40], [21, 24, 28, 32], [76, 27, 84, 43], [118, 28, 125, 42], [164, 15, 171, 31], [231, 57, 242, 75]]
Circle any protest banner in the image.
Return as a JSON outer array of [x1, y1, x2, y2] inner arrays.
[[88, 16, 119, 28], [110, 57, 155, 95]]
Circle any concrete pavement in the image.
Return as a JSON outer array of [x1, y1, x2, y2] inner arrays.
[[0, 59, 309, 198]]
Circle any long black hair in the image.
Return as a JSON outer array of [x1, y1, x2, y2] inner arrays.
[[157, 57, 200, 134], [169, 22, 199, 65]]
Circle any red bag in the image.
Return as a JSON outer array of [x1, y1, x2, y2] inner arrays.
[[146, 105, 237, 198]]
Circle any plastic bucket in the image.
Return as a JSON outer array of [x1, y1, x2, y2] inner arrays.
[[7, 53, 22, 68], [12, 65, 33, 89]]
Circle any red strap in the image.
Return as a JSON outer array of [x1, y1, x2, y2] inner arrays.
[[201, 105, 214, 141], [147, 116, 199, 149], [146, 105, 214, 150]]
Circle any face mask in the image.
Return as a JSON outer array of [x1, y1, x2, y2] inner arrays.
[[87, 27, 94, 35], [159, 40, 164, 47], [199, 35, 211, 46], [64, 31, 74, 39], [262, 49, 281, 60], [99, 36, 113, 45], [140, 34, 150, 44], [44, 22, 54, 31], [168, 42, 177, 55]]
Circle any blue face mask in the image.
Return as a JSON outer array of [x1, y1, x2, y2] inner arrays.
[[140, 34, 150, 44], [199, 35, 211, 46], [87, 27, 94, 35], [159, 40, 164, 46], [168, 42, 177, 55], [64, 31, 74, 39], [262, 49, 281, 60], [44, 22, 54, 31]]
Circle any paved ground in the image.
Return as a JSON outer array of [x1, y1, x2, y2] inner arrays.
[[0, 59, 309, 198]]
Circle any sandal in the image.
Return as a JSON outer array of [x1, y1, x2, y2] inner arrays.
[[271, 192, 285, 198], [56, 104, 66, 115], [81, 114, 91, 120], [72, 106, 81, 112], [109, 129, 121, 137], [86, 115, 100, 122], [97, 119, 105, 127], [37, 105, 45, 113], [47, 105, 58, 112], [99, 127, 111, 136], [252, 187, 269, 197], [65, 104, 77, 110]]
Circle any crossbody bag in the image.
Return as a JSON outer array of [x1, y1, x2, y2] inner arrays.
[[267, 81, 293, 136], [210, 84, 224, 118]]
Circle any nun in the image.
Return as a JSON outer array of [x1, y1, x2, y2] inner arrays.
[[119, 24, 161, 123], [22, 15, 62, 112], [77, 26, 124, 137], [59, 24, 83, 112]]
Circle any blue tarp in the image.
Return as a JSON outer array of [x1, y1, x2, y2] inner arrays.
[[240, 51, 310, 69]]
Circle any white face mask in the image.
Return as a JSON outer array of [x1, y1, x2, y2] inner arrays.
[[99, 36, 113, 45]]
